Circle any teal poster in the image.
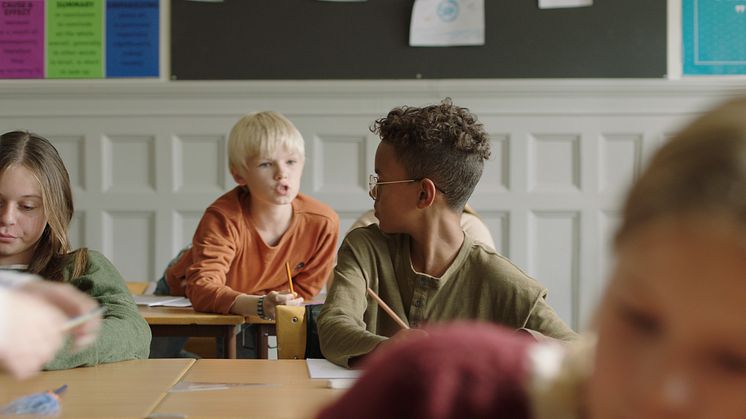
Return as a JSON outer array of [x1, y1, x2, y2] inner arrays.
[[683, 0, 746, 75]]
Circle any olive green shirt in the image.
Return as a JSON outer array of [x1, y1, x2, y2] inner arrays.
[[318, 225, 577, 367], [44, 250, 152, 370]]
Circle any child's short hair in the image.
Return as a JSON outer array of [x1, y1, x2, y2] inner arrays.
[[615, 96, 746, 246], [228, 111, 305, 176], [371, 98, 491, 210]]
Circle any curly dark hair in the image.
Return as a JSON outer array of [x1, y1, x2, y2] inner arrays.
[[371, 98, 491, 210]]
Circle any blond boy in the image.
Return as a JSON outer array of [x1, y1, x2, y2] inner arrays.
[[158, 112, 339, 357]]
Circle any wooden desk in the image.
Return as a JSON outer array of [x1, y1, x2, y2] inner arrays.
[[0, 359, 194, 419], [140, 306, 245, 359], [152, 359, 344, 419]]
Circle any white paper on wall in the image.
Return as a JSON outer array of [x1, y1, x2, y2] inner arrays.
[[538, 0, 592, 9], [409, 0, 484, 47]]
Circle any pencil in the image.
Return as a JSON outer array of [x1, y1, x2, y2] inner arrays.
[[366, 287, 409, 330], [285, 261, 295, 294], [62, 306, 106, 332]]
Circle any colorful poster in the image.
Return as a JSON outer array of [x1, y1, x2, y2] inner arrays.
[[0, 0, 45, 78], [46, 0, 104, 78], [106, 0, 159, 77], [683, 0, 746, 75]]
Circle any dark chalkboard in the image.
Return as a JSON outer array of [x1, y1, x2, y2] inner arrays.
[[171, 0, 666, 80]]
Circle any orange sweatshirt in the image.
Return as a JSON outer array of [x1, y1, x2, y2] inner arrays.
[[165, 187, 339, 314]]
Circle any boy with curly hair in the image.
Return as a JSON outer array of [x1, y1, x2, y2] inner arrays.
[[318, 99, 575, 367]]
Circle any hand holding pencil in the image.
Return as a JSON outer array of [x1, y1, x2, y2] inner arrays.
[[257, 262, 304, 320], [0, 279, 102, 379]]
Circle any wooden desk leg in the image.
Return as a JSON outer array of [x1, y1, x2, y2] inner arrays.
[[257, 324, 270, 359], [226, 325, 239, 359]]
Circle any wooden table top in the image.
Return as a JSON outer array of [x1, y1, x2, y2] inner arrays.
[[152, 359, 344, 419], [0, 359, 194, 419], [245, 314, 275, 325], [139, 306, 246, 326], [136, 292, 327, 327]]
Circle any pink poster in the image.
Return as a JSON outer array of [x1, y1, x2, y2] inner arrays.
[[0, 0, 44, 79]]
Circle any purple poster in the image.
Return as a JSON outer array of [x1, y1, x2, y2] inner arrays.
[[0, 0, 44, 79]]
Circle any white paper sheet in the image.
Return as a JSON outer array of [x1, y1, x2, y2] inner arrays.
[[133, 295, 192, 307], [326, 378, 357, 389], [306, 358, 361, 379], [410, 0, 484, 47], [538, 0, 592, 9]]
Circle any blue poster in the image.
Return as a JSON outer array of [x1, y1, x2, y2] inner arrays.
[[683, 0, 746, 75], [106, 0, 159, 77]]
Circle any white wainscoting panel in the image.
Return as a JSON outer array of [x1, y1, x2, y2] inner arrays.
[[529, 211, 580, 328], [2, 79, 745, 331]]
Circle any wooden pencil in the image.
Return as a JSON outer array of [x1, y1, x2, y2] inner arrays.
[[285, 261, 295, 294], [366, 287, 409, 330]]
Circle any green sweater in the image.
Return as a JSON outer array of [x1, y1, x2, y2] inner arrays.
[[43, 250, 151, 370], [318, 225, 577, 367]]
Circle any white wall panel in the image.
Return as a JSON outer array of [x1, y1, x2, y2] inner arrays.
[[476, 134, 510, 194], [104, 211, 155, 281], [479, 211, 509, 256], [530, 134, 581, 193], [529, 211, 580, 329], [50, 135, 86, 191], [173, 210, 203, 253], [103, 135, 156, 193], [313, 134, 367, 194], [173, 134, 226, 193], [599, 133, 643, 194], [2, 79, 744, 331]]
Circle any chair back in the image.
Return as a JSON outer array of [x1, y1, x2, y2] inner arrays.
[[276, 305, 307, 359], [127, 281, 149, 295]]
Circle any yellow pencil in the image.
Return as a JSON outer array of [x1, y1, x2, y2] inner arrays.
[[285, 261, 295, 294]]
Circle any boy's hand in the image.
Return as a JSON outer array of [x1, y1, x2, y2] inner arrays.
[[263, 291, 304, 320]]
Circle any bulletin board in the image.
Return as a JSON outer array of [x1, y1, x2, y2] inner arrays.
[[170, 0, 666, 80]]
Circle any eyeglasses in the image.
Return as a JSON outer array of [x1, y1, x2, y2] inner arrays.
[[368, 174, 418, 200]]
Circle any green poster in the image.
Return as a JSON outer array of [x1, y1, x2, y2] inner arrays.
[[47, 0, 104, 78]]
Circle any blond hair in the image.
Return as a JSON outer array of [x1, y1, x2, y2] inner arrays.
[[615, 97, 746, 247], [0, 131, 87, 281], [227, 111, 305, 177]]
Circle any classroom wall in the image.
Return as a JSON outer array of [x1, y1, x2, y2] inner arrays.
[[0, 78, 743, 330]]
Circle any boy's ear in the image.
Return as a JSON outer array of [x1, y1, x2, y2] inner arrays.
[[416, 178, 438, 209], [230, 166, 247, 186]]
